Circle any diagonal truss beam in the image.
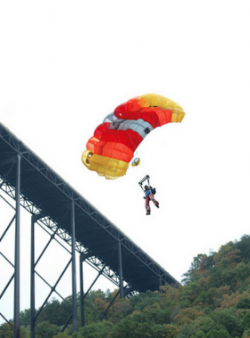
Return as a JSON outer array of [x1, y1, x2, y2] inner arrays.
[[0, 312, 13, 328], [34, 258, 72, 321]]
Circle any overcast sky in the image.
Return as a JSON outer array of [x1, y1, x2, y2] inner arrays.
[[1, 0, 250, 324]]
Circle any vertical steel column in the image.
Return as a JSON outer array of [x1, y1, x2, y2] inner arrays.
[[71, 202, 78, 331], [118, 241, 124, 298], [30, 215, 35, 338], [14, 154, 21, 338], [79, 254, 84, 327]]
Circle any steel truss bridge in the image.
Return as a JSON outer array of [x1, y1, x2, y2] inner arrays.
[[0, 122, 179, 338]]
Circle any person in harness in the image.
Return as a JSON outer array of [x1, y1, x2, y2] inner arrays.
[[144, 185, 159, 215]]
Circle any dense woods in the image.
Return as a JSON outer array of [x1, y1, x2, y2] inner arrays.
[[1, 234, 250, 338]]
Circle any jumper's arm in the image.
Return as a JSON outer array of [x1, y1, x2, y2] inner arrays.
[[138, 175, 150, 190]]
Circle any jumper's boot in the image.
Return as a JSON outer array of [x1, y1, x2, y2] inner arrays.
[[153, 200, 159, 208], [146, 211, 151, 215]]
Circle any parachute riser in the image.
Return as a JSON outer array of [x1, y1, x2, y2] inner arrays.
[[138, 175, 150, 190]]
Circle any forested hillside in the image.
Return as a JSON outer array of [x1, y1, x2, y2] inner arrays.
[[1, 234, 250, 338]]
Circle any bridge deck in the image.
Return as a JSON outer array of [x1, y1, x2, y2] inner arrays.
[[0, 122, 179, 293]]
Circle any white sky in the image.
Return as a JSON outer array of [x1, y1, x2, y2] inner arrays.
[[1, 0, 250, 324]]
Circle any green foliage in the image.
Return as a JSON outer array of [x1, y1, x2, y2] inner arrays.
[[175, 308, 205, 325], [243, 329, 250, 338], [111, 297, 133, 323], [209, 309, 244, 337], [20, 309, 31, 327], [206, 329, 231, 338], [242, 312, 250, 329], [178, 283, 203, 307], [108, 316, 152, 338], [0, 322, 13, 338], [190, 316, 218, 335], [149, 324, 180, 338], [53, 332, 71, 338], [176, 323, 193, 338], [237, 298, 250, 310], [235, 235, 250, 263], [149, 309, 171, 325], [129, 290, 162, 312], [190, 331, 205, 338], [36, 297, 72, 326], [73, 321, 113, 338], [0, 323, 28, 338], [181, 255, 207, 284], [163, 324, 180, 338], [4, 234, 250, 338], [35, 321, 60, 338]]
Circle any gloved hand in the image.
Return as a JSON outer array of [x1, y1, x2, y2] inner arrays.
[[143, 197, 146, 199]]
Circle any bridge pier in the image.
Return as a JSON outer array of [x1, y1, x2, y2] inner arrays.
[[30, 215, 36, 338], [14, 153, 21, 338], [118, 241, 124, 298], [71, 201, 78, 332], [79, 254, 85, 327]]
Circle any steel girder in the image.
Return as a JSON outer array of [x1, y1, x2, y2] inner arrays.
[[0, 178, 121, 287], [0, 123, 179, 291], [0, 122, 181, 335], [0, 123, 179, 297]]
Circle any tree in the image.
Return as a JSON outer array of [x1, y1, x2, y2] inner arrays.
[[108, 317, 152, 338], [151, 324, 167, 338], [105, 289, 112, 302], [129, 290, 162, 312], [206, 285, 231, 308], [35, 321, 60, 338], [209, 309, 244, 337], [20, 309, 31, 327], [110, 298, 133, 323], [235, 235, 250, 263], [0, 322, 13, 338], [242, 312, 250, 329], [175, 308, 205, 326], [176, 323, 193, 338], [193, 291, 208, 307], [149, 309, 171, 325], [190, 331, 205, 338], [164, 324, 180, 338], [93, 297, 109, 314], [53, 332, 71, 338], [150, 324, 180, 338], [243, 329, 250, 338], [37, 298, 71, 326], [206, 329, 230, 338], [237, 297, 250, 309], [73, 321, 112, 338], [217, 249, 242, 268], [0, 323, 27, 338], [213, 245, 233, 267], [181, 254, 208, 285], [190, 316, 218, 335], [87, 289, 106, 303], [178, 283, 203, 306]]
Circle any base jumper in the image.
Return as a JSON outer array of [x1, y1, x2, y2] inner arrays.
[[144, 185, 159, 215]]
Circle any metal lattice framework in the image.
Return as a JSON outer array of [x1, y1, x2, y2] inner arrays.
[[0, 122, 180, 338]]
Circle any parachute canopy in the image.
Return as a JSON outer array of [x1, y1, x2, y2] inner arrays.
[[82, 93, 185, 179]]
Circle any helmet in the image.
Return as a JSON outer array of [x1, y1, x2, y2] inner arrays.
[[144, 185, 149, 191]]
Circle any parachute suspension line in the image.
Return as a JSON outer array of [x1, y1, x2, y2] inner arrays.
[[138, 175, 150, 190]]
